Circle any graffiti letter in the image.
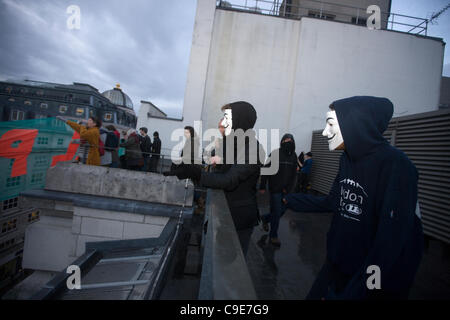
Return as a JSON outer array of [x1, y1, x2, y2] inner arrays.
[[51, 131, 80, 166], [0, 129, 38, 177]]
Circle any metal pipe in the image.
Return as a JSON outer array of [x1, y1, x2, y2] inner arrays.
[[146, 178, 190, 299]]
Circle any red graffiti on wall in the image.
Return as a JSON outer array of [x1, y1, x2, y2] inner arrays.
[[0, 129, 80, 177], [0, 129, 39, 177], [51, 131, 80, 167]]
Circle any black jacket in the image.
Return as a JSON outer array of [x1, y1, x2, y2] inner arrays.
[[260, 133, 298, 194], [199, 101, 265, 230], [151, 137, 161, 157], [139, 135, 152, 158]]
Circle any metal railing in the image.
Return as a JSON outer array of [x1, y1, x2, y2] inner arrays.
[[217, 0, 429, 35]]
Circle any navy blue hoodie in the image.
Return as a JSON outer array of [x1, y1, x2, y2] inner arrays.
[[285, 96, 423, 299]]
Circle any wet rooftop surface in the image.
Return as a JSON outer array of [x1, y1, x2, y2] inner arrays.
[[247, 192, 450, 300]]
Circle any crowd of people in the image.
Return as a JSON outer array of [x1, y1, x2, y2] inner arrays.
[[56, 115, 162, 172]]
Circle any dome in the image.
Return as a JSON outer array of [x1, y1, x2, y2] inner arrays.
[[102, 84, 134, 109]]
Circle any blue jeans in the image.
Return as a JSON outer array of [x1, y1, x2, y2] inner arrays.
[[262, 193, 287, 238], [141, 157, 150, 171]]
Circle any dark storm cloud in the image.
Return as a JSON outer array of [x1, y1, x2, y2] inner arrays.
[[0, 0, 197, 117]]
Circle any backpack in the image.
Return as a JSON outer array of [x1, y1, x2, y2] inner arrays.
[[98, 138, 105, 156], [104, 131, 119, 149]]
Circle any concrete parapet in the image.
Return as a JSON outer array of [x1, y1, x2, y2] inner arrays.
[[44, 162, 194, 207]]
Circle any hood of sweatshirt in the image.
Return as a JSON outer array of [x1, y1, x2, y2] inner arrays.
[[280, 133, 295, 156], [230, 101, 257, 131], [333, 96, 393, 160]]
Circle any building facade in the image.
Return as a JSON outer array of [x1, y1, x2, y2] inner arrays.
[[0, 80, 137, 131]]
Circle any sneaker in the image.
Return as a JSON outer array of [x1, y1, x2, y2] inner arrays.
[[270, 237, 281, 247]]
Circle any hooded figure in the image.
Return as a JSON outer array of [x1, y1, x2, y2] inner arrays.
[[284, 96, 423, 300], [165, 101, 265, 256], [259, 133, 298, 245]]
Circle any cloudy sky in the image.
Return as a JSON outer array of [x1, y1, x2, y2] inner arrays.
[[0, 0, 448, 118]]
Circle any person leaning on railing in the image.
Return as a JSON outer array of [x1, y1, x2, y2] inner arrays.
[[56, 115, 101, 166]]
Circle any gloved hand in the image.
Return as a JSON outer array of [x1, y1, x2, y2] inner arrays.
[[163, 164, 202, 181], [163, 170, 176, 176]]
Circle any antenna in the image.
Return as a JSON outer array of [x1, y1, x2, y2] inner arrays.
[[429, 3, 450, 25]]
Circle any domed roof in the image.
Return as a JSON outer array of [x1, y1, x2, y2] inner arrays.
[[102, 84, 133, 110]]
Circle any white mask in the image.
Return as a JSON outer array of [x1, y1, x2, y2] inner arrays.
[[322, 110, 344, 151], [221, 109, 232, 136]]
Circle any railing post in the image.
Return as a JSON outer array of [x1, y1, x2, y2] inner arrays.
[[320, 1, 323, 18], [391, 13, 394, 30], [356, 8, 359, 25]]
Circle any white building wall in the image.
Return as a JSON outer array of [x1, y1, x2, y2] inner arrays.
[[201, 9, 444, 154]]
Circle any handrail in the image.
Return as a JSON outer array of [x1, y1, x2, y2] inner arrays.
[[199, 189, 257, 300], [217, 0, 429, 35]]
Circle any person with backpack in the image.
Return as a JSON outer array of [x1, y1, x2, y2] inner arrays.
[[57, 116, 101, 166], [139, 127, 152, 171], [120, 129, 144, 171], [106, 125, 120, 168], [99, 126, 115, 167]]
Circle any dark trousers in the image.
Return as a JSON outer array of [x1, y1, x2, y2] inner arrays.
[[150, 156, 160, 172], [141, 157, 150, 172], [306, 260, 351, 300], [262, 193, 287, 239], [237, 227, 253, 258], [295, 172, 310, 193]]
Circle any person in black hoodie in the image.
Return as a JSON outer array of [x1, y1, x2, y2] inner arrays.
[[259, 133, 298, 246], [164, 101, 265, 256], [139, 127, 152, 171], [283, 96, 423, 300], [150, 131, 161, 172]]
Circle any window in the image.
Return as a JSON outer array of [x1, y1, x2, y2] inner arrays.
[[76, 107, 85, 116], [36, 90, 44, 96], [11, 110, 25, 121], [5, 86, 12, 94], [40, 103, 48, 109], [89, 109, 96, 117], [19, 88, 28, 94], [65, 94, 73, 102], [103, 112, 113, 121], [59, 105, 68, 114], [37, 137, 49, 145], [24, 100, 32, 106]]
